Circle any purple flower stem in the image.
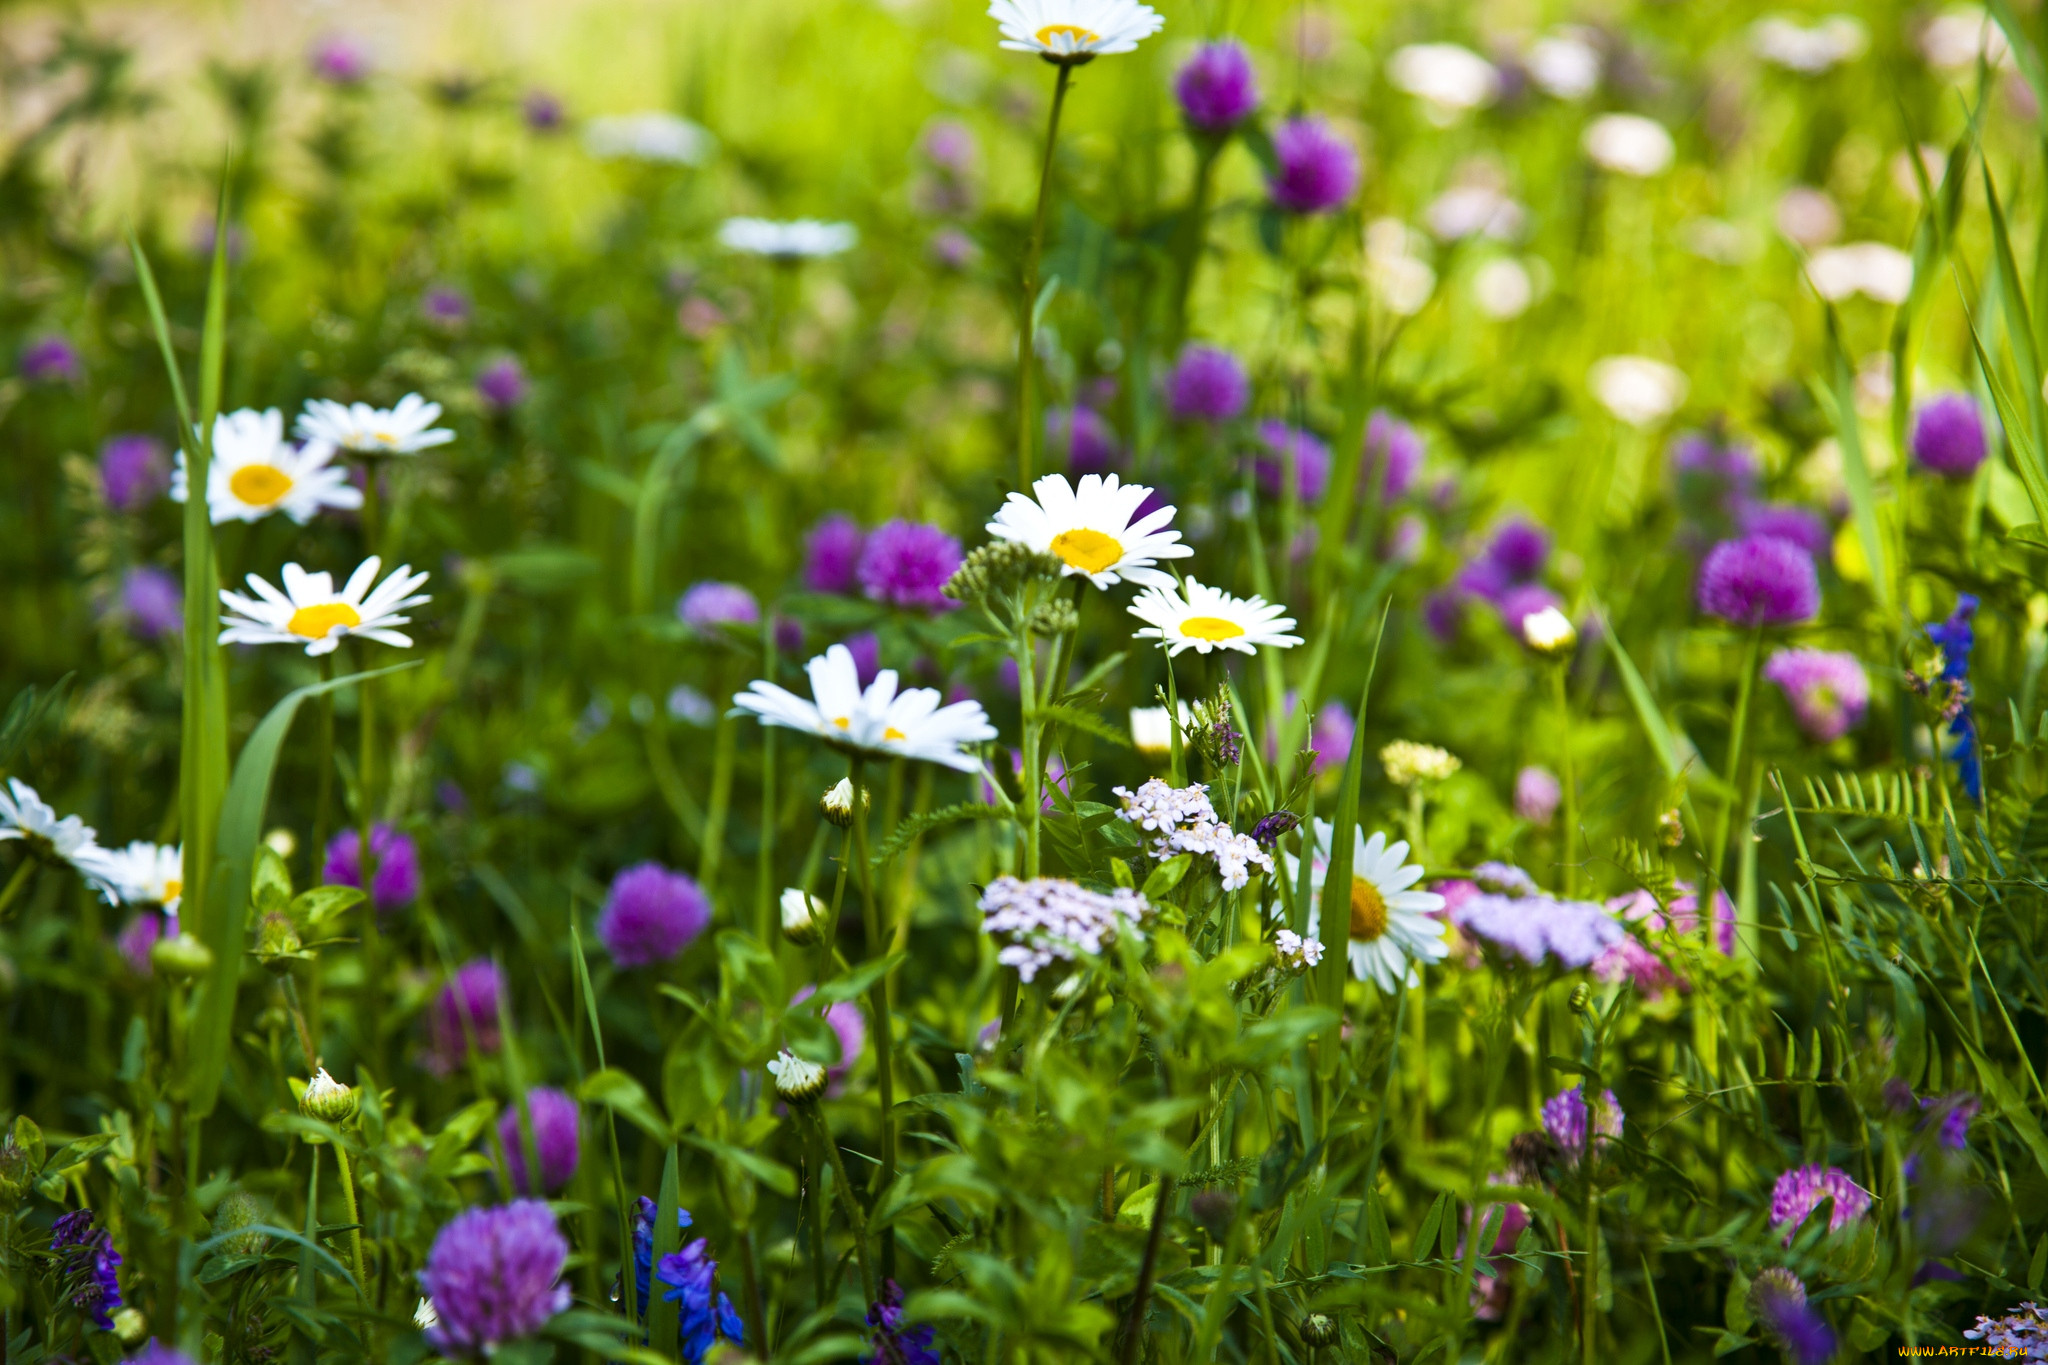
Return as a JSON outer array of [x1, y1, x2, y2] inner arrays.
[[1707, 625, 1764, 926], [1554, 664, 1580, 897], [1018, 64, 1075, 491], [1170, 139, 1225, 348]]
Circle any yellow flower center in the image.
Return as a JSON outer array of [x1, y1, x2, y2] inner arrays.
[[228, 464, 295, 506], [1350, 877, 1389, 941], [832, 716, 852, 729], [162, 878, 182, 902], [884, 727, 906, 741], [1036, 22, 1100, 47], [1181, 616, 1246, 642], [286, 602, 362, 640], [1051, 528, 1123, 574]]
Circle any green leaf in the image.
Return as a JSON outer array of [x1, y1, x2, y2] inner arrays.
[[647, 1146, 684, 1352], [1819, 310, 1893, 610], [811, 952, 905, 1006], [1039, 702, 1133, 749], [186, 662, 419, 1118], [290, 885, 367, 928], [1141, 853, 1194, 899], [1317, 605, 1390, 1056], [680, 1134, 798, 1196], [0, 677, 72, 773], [580, 1068, 671, 1142], [1414, 1192, 1448, 1264], [1596, 610, 1684, 782], [867, 802, 1002, 868]]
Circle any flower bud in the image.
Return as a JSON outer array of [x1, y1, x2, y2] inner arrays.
[[779, 888, 827, 946], [1568, 983, 1594, 1016], [1300, 1312, 1337, 1348], [151, 932, 215, 978], [1658, 808, 1685, 847], [819, 778, 867, 829], [766, 1050, 828, 1106], [263, 828, 298, 860], [415, 1297, 440, 1331], [1521, 605, 1577, 657], [255, 911, 303, 972], [211, 1188, 271, 1256], [299, 1067, 358, 1126], [111, 1307, 149, 1345]]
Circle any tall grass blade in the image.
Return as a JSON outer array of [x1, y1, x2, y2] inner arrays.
[[1313, 603, 1389, 1071]]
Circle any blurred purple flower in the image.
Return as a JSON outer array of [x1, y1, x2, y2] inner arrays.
[[1911, 392, 1987, 479], [1176, 42, 1260, 131], [120, 566, 184, 641], [920, 118, 978, 174], [866, 1279, 941, 1365], [1697, 535, 1818, 626], [857, 520, 962, 612], [1455, 891, 1622, 968], [1269, 117, 1359, 214], [423, 288, 471, 328], [1591, 935, 1681, 999], [1770, 1164, 1871, 1241], [1762, 648, 1868, 743], [418, 1201, 571, 1354], [324, 823, 421, 911], [100, 434, 168, 510], [429, 960, 506, 1070], [598, 863, 711, 968], [522, 90, 566, 132], [1670, 427, 1758, 512], [1311, 700, 1354, 775], [498, 1088, 581, 1195], [52, 1209, 122, 1331], [1252, 421, 1332, 501], [1541, 1085, 1622, 1162], [1484, 518, 1550, 581], [843, 632, 880, 686], [1046, 407, 1122, 475], [928, 227, 980, 270], [791, 985, 867, 1095], [1165, 344, 1248, 423], [117, 909, 174, 975], [1362, 410, 1424, 500], [1496, 582, 1562, 636], [310, 35, 372, 85], [1514, 765, 1561, 824], [1736, 502, 1831, 561], [477, 357, 529, 411], [677, 581, 760, 632], [1748, 1268, 1836, 1365], [805, 515, 866, 593], [19, 335, 80, 384]]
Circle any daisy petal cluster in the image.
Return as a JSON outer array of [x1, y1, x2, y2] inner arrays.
[[987, 0, 1164, 62], [0, 779, 119, 901], [102, 841, 184, 912], [1112, 779, 1273, 889], [1286, 822, 1448, 992], [987, 473, 1191, 590], [733, 644, 997, 772], [717, 218, 858, 259], [1129, 578, 1300, 657], [173, 408, 362, 525], [296, 393, 454, 456], [219, 557, 432, 656], [978, 876, 1149, 981]]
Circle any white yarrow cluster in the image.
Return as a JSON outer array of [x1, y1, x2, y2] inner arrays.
[[979, 876, 1149, 982], [1112, 779, 1274, 890], [1380, 740, 1462, 788], [1273, 929, 1324, 970]]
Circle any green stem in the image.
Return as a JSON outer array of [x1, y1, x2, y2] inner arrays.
[[1554, 665, 1579, 896], [1169, 141, 1222, 349], [332, 1142, 368, 1305], [813, 1108, 878, 1306], [357, 645, 381, 1077], [847, 756, 896, 1279], [1707, 625, 1764, 899], [809, 1125, 829, 1311], [1016, 61, 1075, 491], [756, 725, 777, 943], [1580, 1165, 1599, 1364], [1017, 629, 1044, 879], [701, 709, 738, 890], [0, 855, 37, 923], [313, 652, 335, 872]]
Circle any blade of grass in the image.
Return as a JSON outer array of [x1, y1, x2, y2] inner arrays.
[[1313, 603, 1390, 1075], [648, 1144, 685, 1356], [1818, 307, 1893, 612]]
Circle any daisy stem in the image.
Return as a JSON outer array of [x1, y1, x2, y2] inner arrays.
[[1017, 624, 1043, 879], [331, 1140, 368, 1305], [810, 1105, 878, 1306], [1554, 664, 1579, 897], [701, 705, 738, 890], [1016, 61, 1074, 491], [846, 756, 896, 1280], [0, 855, 37, 924], [357, 644, 382, 1078], [313, 652, 335, 877]]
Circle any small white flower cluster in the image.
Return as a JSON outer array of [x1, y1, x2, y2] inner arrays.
[[1273, 930, 1324, 970], [1380, 740, 1462, 788], [979, 876, 1150, 983], [1112, 779, 1275, 891]]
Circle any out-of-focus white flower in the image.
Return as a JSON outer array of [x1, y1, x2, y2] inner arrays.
[[1775, 187, 1842, 247], [1380, 740, 1461, 787], [1526, 28, 1601, 100], [173, 408, 361, 526], [780, 888, 827, 946], [103, 841, 184, 912], [1128, 703, 1194, 758], [1472, 258, 1534, 319], [1388, 43, 1499, 121], [1590, 356, 1688, 427], [1919, 6, 2010, 71], [717, 218, 859, 259], [1583, 114, 1675, 177], [1425, 184, 1526, 243], [585, 112, 714, 164], [986, 0, 1164, 61], [296, 394, 454, 457], [1806, 242, 1913, 305], [1522, 605, 1577, 656], [1366, 219, 1436, 317], [1681, 218, 1756, 266], [1890, 145, 1948, 201], [1750, 15, 1867, 73], [0, 779, 118, 902]]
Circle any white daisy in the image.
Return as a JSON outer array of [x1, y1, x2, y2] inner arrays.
[[1128, 703, 1195, 757], [1387, 43, 1500, 120], [103, 841, 184, 912], [296, 393, 454, 456], [584, 112, 715, 165], [987, 0, 1164, 62], [0, 778, 119, 901], [733, 644, 997, 773], [1583, 114, 1675, 177], [171, 408, 363, 525], [1287, 821, 1448, 993], [219, 556, 432, 657], [987, 473, 1192, 590], [717, 218, 859, 259], [1128, 578, 1301, 658]]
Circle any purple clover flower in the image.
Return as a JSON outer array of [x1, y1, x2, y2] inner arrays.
[[117, 910, 174, 975], [418, 1201, 571, 1356], [1046, 406, 1122, 475], [928, 227, 979, 270], [1269, 117, 1360, 214], [1540, 1085, 1623, 1162], [1911, 392, 1987, 478], [1484, 519, 1550, 582], [499, 1087, 580, 1195], [1770, 1164, 1872, 1242], [857, 520, 963, 613], [1591, 935, 1681, 1000], [428, 960, 505, 1072], [1736, 502, 1831, 561], [423, 288, 471, 328], [1176, 42, 1260, 132], [100, 434, 168, 510], [1362, 410, 1424, 500], [805, 515, 866, 594], [323, 823, 422, 911], [19, 335, 80, 384], [1514, 766, 1561, 824], [677, 581, 760, 632], [1748, 1268, 1837, 1365], [311, 35, 371, 85], [477, 358, 529, 411], [128, 1344, 198, 1365], [522, 90, 566, 132], [1165, 344, 1248, 423], [866, 1279, 941, 1365], [1696, 534, 1819, 626], [921, 118, 977, 174], [598, 863, 711, 968], [1670, 428, 1759, 512], [1311, 700, 1355, 776], [1252, 421, 1332, 502], [843, 632, 881, 686], [1762, 649, 1869, 743], [120, 566, 184, 641], [52, 1209, 123, 1331]]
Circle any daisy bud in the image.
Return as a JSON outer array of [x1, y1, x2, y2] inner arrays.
[[1658, 808, 1685, 847], [211, 1189, 271, 1257], [820, 778, 867, 829], [150, 932, 215, 979], [767, 1050, 828, 1106], [299, 1067, 358, 1125], [1521, 605, 1577, 657], [1568, 983, 1594, 1016], [415, 1298, 440, 1332], [780, 888, 827, 946], [1301, 1313, 1338, 1348], [110, 1307, 149, 1345]]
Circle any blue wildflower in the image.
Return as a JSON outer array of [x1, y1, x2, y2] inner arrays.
[[867, 1278, 940, 1365], [51, 1209, 122, 1331], [626, 1195, 695, 1318], [1926, 594, 1981, 801], [656, 1238, 744, 1364]]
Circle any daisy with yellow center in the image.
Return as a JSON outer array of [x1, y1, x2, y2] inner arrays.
[[171, 408, 363, 525], [1286, 822, 1448, 993], [733, 643, 998, 773], [103, 841, 185, 912], [296, 393, 455, 456], [1128, 578, 1302, 657], [218, 556, 432, 657], [987, 0, 1164, 62], [986, 473, 1192, 590]]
